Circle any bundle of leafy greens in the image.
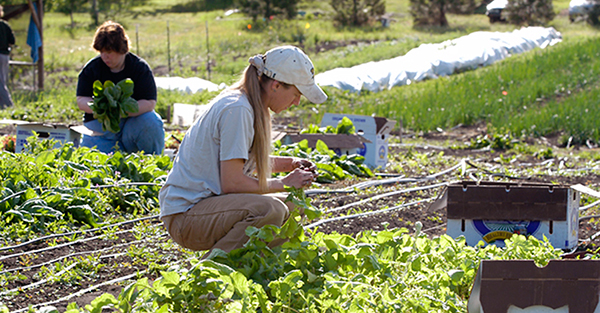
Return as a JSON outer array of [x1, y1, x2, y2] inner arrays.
[[300, 116, 356, 135], [89, 78, 139, 133]]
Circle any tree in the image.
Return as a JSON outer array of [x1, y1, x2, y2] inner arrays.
[[53, 0, 88, 28], [236, 0, 300, 21], [95, 0, 149, 22], [409, 0, 475, 26], [330, 0, 386, 27], [410, 0, 448, 26], [504, 0, 555, 25]]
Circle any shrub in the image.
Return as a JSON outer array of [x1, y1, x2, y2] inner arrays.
[[410, 0, 449, 26], [236, 0, 300, 21], [504, 0, 556, 26], [330, 0, 386, 27]]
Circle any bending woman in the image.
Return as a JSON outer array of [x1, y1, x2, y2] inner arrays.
[[159, 46, 327, 256]]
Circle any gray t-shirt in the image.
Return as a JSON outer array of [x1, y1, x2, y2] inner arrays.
[[159, 89, 255, 217]]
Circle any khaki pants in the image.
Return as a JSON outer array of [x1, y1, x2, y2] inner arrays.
[[161, 193, 292, 254]]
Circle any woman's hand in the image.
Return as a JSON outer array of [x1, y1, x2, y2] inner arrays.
[[291, 158, 317, 174], [281, 168, 316, 189]]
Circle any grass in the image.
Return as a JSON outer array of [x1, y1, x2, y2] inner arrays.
[[2, 0, 600, 143]]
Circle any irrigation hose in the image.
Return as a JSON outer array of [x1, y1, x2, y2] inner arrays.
[[579, 199, 600, 212], [0, 233, 167, 275], [306, 197, 435, 229], [11, 270, 146, 313], [307, 159, 467, 196], [0, 182, 163, 207], [0, 214, 160, 253], [464, 160, 533, 180], [0, 227, 152, 261], [11, 256, 195, 313], [324, 181, 450, 214]]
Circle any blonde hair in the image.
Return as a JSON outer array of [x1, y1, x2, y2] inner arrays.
[[232, 65, 273, 192]]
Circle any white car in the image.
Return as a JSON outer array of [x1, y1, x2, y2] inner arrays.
[[486, 0, 508, 23], [568, 0, 598, 22]]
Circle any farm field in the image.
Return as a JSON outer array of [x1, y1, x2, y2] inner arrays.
[[0, 0, 600, 311], [0, 124, 599, 312]]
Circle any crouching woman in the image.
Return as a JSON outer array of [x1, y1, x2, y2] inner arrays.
[[159, 46, 327, 256]]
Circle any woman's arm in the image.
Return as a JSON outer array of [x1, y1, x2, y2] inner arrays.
[[76, 96, 94, 114], [271, 156, 317, 173], [221, 158, 315, 194], [76, 96, 155, 116], [128, 99, 156, 116]]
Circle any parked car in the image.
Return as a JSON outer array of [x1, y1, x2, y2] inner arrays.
[[568, 0, 599, 22], [486, 0, 508, 23]]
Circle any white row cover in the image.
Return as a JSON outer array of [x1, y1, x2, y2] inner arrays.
[[154, 76, 226, 93], [314, 27, 562, 93]]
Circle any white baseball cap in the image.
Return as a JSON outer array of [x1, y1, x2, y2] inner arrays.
[[262, 46, 328, 104]]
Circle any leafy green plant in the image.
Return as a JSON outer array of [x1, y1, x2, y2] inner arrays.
[[90, 79, 139, 133], [300, 116, 355, 135], [273, 139, 373, 183], [0, 136, 170, 241], [73, 218, 564, 312]]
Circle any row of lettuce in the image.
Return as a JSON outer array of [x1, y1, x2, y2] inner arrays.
[[0, 127, 373, 243]]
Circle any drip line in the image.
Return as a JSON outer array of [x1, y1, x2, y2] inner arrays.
[[579, 199, 600, 212], [0, 227, 150, 261], [0, 263, 78, 297], [0, 182, 163, 206], [324, 181, 450, 214], [0, 214, 160, 253], [1, 233, 167, 275], [11, 270, 146, 313], [307, 159, 466, 196], [306, 197, 435, 229], [11, 257, 193, 313]]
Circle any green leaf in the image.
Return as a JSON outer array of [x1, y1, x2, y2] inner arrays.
[[36, 150, 56, 165], [103, 80, 115, 90], [85, 293, 118, 313], [121, 97, 139, 114], [117, 78, 135, 99], [92, 80, 104, 97], [336, 116, 356, 135], [447, 269, 464, 283]]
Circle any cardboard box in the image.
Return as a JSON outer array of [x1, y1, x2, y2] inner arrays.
[[468, 259, 600, 313], [444, 181, 579, 249], [1, 120, 85, 152], [319, 113, 396, 169]]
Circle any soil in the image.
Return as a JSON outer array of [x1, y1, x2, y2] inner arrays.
[[1, 123, 600, 312]]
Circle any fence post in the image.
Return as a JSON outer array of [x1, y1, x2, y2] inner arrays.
[[206, 20, 210, 80], [167, 21, 171, 75]]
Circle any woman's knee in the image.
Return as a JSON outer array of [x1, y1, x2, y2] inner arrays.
[[262, 197, 289, 226]]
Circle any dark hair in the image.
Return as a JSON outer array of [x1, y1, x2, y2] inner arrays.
[[92, 21, 130, 54]]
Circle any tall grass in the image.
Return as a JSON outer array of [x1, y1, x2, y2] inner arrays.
[[2, 0, 600, 144], [316, 35, 600, 144]]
